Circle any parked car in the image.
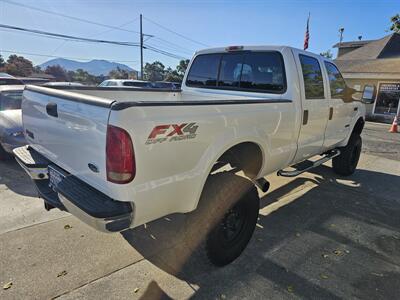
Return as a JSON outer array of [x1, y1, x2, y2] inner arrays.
[[0, 86, 25, 159], [14, 45, 365, 266], [0, 75, 24, 86], [98, 79, 152, 88], [42, 82, 84, 87]]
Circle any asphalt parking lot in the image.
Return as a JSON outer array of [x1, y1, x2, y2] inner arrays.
[[1, 122, 399, 299]]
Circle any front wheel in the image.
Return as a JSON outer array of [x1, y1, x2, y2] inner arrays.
[[332, 134, 362, 176], [184, 172, 260, 266]]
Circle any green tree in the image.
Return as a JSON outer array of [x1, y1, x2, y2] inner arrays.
[[320, 50, 333, 59], [143, 61, 165, 81], [4, 55, 34, 76], [176, 59, 190, 77], [0, 55, 5, 68], [390, 14, 400, 33], [45, 65, 68, 81], [33, 66, 43, 74], [164, 67, 182, 82], [72, 69, 97, 85], [108, 67, 129, 79]]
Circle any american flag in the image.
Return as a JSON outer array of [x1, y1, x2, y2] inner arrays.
[[304, 13, 310, 50]]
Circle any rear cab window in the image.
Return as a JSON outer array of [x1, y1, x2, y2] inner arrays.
[[186, 51, 286, 94], [0, 90, 23, 110], [299, 54, 325, 99]]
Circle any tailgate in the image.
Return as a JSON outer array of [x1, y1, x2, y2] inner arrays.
[[22, 85, 114, 193]]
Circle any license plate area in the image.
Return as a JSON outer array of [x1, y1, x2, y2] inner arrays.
[[48, 165, 67, 191]]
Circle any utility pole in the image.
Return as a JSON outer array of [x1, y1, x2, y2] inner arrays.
[[140, 14, 144, 80]]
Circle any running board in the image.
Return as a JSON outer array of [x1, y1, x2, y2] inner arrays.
[[277, 149, 341, 177]]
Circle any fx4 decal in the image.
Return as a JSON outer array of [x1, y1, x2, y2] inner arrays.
[[146, 123, 199, 145]]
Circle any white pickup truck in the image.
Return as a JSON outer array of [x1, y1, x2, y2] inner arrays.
[[14, 46, 365, 266]]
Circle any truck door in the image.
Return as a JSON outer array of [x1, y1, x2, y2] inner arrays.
[[292, 50, 330, 162], [322, 61, 352, 149]]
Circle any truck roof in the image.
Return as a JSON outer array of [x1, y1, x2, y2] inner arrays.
[[195, 45, 290, 55], [194, 45, 332, 62]]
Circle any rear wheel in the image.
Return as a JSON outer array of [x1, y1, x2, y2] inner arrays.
[[184, 172, 260, 266], [332, 134, 362, 176]]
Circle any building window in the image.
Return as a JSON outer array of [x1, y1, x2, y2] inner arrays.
[[373, 83, 400, 115], [299, 55, 325, 99]]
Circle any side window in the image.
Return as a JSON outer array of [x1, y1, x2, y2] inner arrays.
[[0, 91, 23, 110], [240, 52, 285, 92], [324, 62, 346, 98], [107, 81, 118, 87], [186, 54, 221, 88], [299, 55, 325, 99]]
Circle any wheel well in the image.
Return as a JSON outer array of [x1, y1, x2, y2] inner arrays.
[[352, 118, 365, 136], [213, 142, 263, 179]]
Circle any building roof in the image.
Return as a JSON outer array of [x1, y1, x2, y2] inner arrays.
[[333, 40, 374, 48], [336, 33, 400, 60], [334, 33, 400, 75], [335, 59, 400, 74]]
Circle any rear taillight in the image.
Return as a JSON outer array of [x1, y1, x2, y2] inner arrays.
[[106, 125, 135, 184]]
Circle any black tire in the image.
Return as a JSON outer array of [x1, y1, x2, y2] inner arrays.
[[0, 144, 11, 161], [184, 172, 260, 267], [332, 134, 362, 176]]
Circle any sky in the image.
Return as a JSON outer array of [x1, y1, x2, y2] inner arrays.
[[0, 0, 398, 71]]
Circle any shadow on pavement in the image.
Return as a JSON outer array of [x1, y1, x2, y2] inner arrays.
[[0, 159, 37, 197], [122, 165, 400, 299]]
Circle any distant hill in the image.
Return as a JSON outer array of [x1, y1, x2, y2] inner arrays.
[[39, 58, 134, 76]]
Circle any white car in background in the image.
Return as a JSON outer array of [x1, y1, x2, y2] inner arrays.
[[99, 79, 153, 88]]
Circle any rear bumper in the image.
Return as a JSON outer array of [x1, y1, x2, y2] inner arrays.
[[13, 146, 134, 233]]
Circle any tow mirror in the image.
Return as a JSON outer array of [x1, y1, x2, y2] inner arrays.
[[361, 85, 375, 104]]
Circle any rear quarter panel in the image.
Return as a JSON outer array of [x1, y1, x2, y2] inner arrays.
[[109, 99, 298, 227]]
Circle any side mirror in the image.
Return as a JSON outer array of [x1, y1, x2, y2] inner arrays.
[[361, 85, 375, 104]]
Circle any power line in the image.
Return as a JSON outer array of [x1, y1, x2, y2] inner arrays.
[[0, 49, 139, 64], [2, 1, 198, 58], [152, 37, 195, 55], [143, 44, 187, 60], [0, 24, 139, 46], [143, 16, 209, 47], [2, 0, 147, 35], [0, 24, 188, 60], [91, 17, 141, 38], [146, 41, 192, 56]]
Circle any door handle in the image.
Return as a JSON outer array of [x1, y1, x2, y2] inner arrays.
[[46, 102, 58, 117], [303, 110, 309, 125], [329, 107, 333, 120]]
